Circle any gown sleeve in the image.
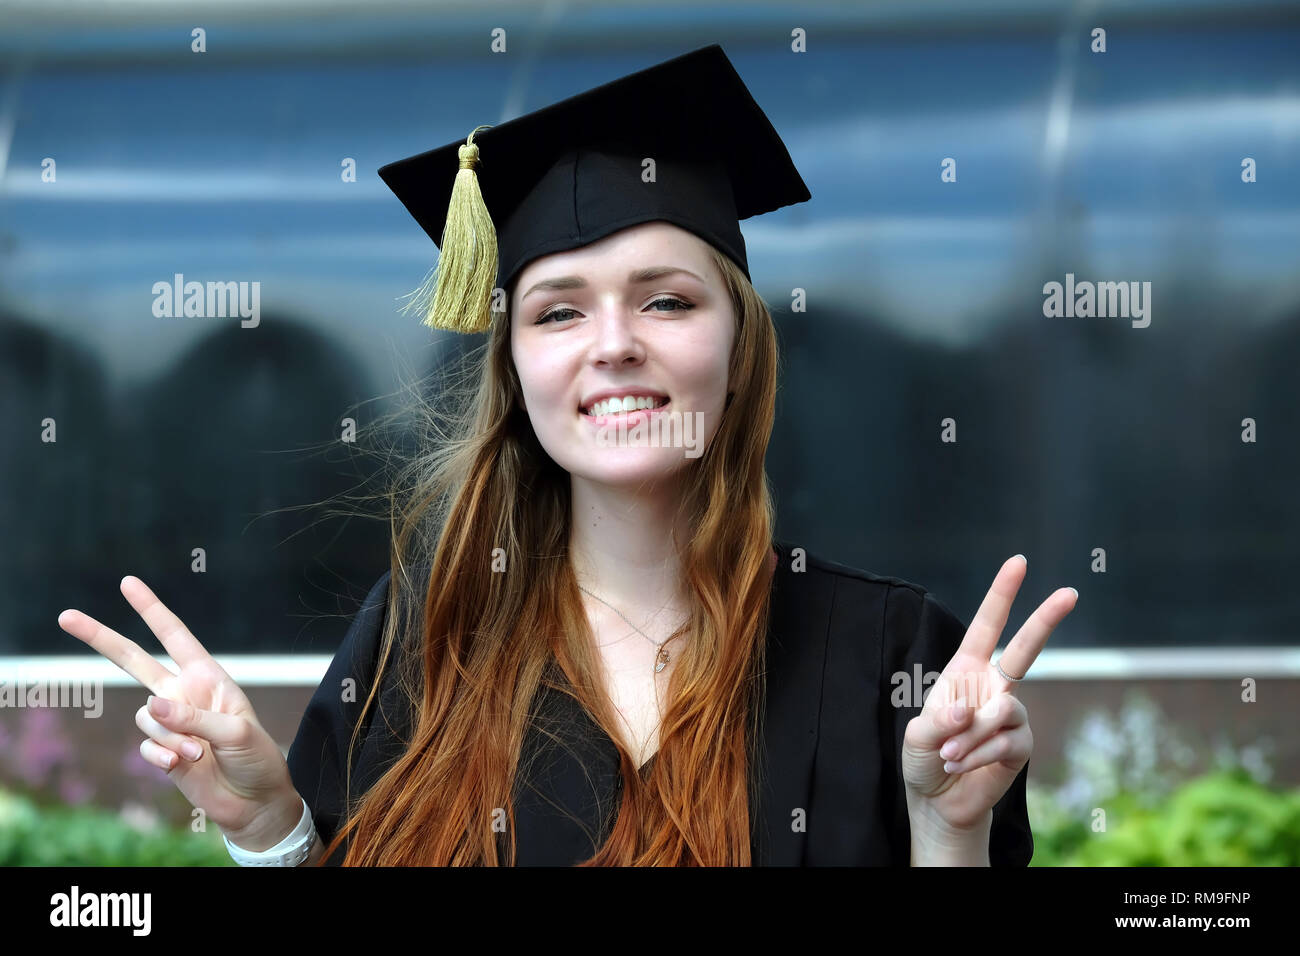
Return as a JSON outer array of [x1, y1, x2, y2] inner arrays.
[[880, 583, 1035, 866], [286, 570, 393, 865]]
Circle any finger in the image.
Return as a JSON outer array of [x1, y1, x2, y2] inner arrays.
[[927, 663, 1001, 714], [136, 703, 207, 762], [958, 555, 1028, 662], [939, 693, 1026, 763], [944, 725, 1032, 775], [140, 737, 181, 773], [994, 586, 1078, 691], [147, 694, 251, 748], [120, 576, 218, 670], [57, 608, 177, 696], [909, 690, 978, 752]]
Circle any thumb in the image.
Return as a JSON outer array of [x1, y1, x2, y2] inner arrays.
[[910, 693, 973, 753], [147, 695, 250, 748]]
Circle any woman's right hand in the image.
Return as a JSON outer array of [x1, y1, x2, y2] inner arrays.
[[58, 575, 303, 849]]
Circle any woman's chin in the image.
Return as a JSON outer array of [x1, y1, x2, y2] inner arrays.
[[564, 455, 691, 488]]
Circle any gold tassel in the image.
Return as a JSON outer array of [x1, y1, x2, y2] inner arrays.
[[402, 124, 497, 334]]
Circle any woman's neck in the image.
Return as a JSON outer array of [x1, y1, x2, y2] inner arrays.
[[568, 475, 690, 618]]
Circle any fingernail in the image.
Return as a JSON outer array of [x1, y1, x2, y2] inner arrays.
[[149, 696, 171, 719], [940, 739, 959, 759], [943, 761, 959, 774], [181, 741, 203, 761], [1013, 554, 1026, 564], [1069, 587, 1079, 599], [950, 697, 967, 721]]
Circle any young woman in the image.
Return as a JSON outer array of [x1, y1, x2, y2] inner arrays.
[[58, 44, 1076, 866]]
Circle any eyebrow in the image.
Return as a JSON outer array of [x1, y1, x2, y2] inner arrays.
[[520, 266, 705, 302]]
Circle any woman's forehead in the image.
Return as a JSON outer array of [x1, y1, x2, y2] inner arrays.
[[512, 225, 715, 297]]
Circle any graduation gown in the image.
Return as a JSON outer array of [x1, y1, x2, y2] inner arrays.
[[286, 540, 1034, 866]]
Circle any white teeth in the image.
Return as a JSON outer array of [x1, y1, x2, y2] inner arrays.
[[586, 395, 665, 417]]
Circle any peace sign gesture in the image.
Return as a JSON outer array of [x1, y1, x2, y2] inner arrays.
[[58, 576, 303, 850], [901, 555, 1077, 840]]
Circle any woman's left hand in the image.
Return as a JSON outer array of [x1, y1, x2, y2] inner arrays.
[[901, 555, 1077, 838]]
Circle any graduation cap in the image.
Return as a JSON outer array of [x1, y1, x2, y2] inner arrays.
[[377, 43, 811, 334]]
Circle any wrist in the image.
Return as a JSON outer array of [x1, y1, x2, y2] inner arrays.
[[908, 806, 992, 866], [222, 790, 306, 852]]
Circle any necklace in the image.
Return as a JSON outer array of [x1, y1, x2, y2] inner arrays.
[[578, 585, 688, 673]]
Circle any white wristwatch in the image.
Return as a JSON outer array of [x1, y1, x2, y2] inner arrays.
[[222, 797, 318, 867]]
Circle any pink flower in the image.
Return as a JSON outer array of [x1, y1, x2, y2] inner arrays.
[[13, 709, 73, 788], [59, 771, 96, 806]]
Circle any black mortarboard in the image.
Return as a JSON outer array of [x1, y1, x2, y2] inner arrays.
[[377, 43, 811, 334]]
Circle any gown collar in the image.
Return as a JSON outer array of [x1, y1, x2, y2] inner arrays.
[[749, 539, 834, 865]]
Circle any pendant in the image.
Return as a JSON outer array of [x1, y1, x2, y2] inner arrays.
[[655, 647, 670, 673]]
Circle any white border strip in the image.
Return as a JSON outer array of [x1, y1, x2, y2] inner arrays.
[[0, 655, 334, 686], [1012, 648, 1300, 679], [1, 648, 1299, 686]]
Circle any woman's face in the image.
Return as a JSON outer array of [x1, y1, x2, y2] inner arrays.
[[510, 221, 735, 488]]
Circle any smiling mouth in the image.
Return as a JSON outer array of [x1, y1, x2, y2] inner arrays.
[[579, 397, 671, 418]]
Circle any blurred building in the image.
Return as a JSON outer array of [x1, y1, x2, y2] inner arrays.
[[1, 1, 1297, 816]]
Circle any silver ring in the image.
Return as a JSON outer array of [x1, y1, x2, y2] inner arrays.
[[995, 658, 1024, 683]]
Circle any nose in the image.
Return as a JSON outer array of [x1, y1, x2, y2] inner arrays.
[[587, 306, 646, 368]]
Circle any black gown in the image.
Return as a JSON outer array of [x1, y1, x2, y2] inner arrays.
[[286, 540, 1034, 866]]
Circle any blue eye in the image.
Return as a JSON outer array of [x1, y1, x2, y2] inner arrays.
[[535, 307, 578, 325], [534, 297, 693, 325], [649, 296, 693, 313]]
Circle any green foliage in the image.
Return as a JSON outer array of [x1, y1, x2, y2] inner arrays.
[[1029, 769, 1300, 866], [1023, 689, 1295, 866], [0, 789, 235, 866]]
